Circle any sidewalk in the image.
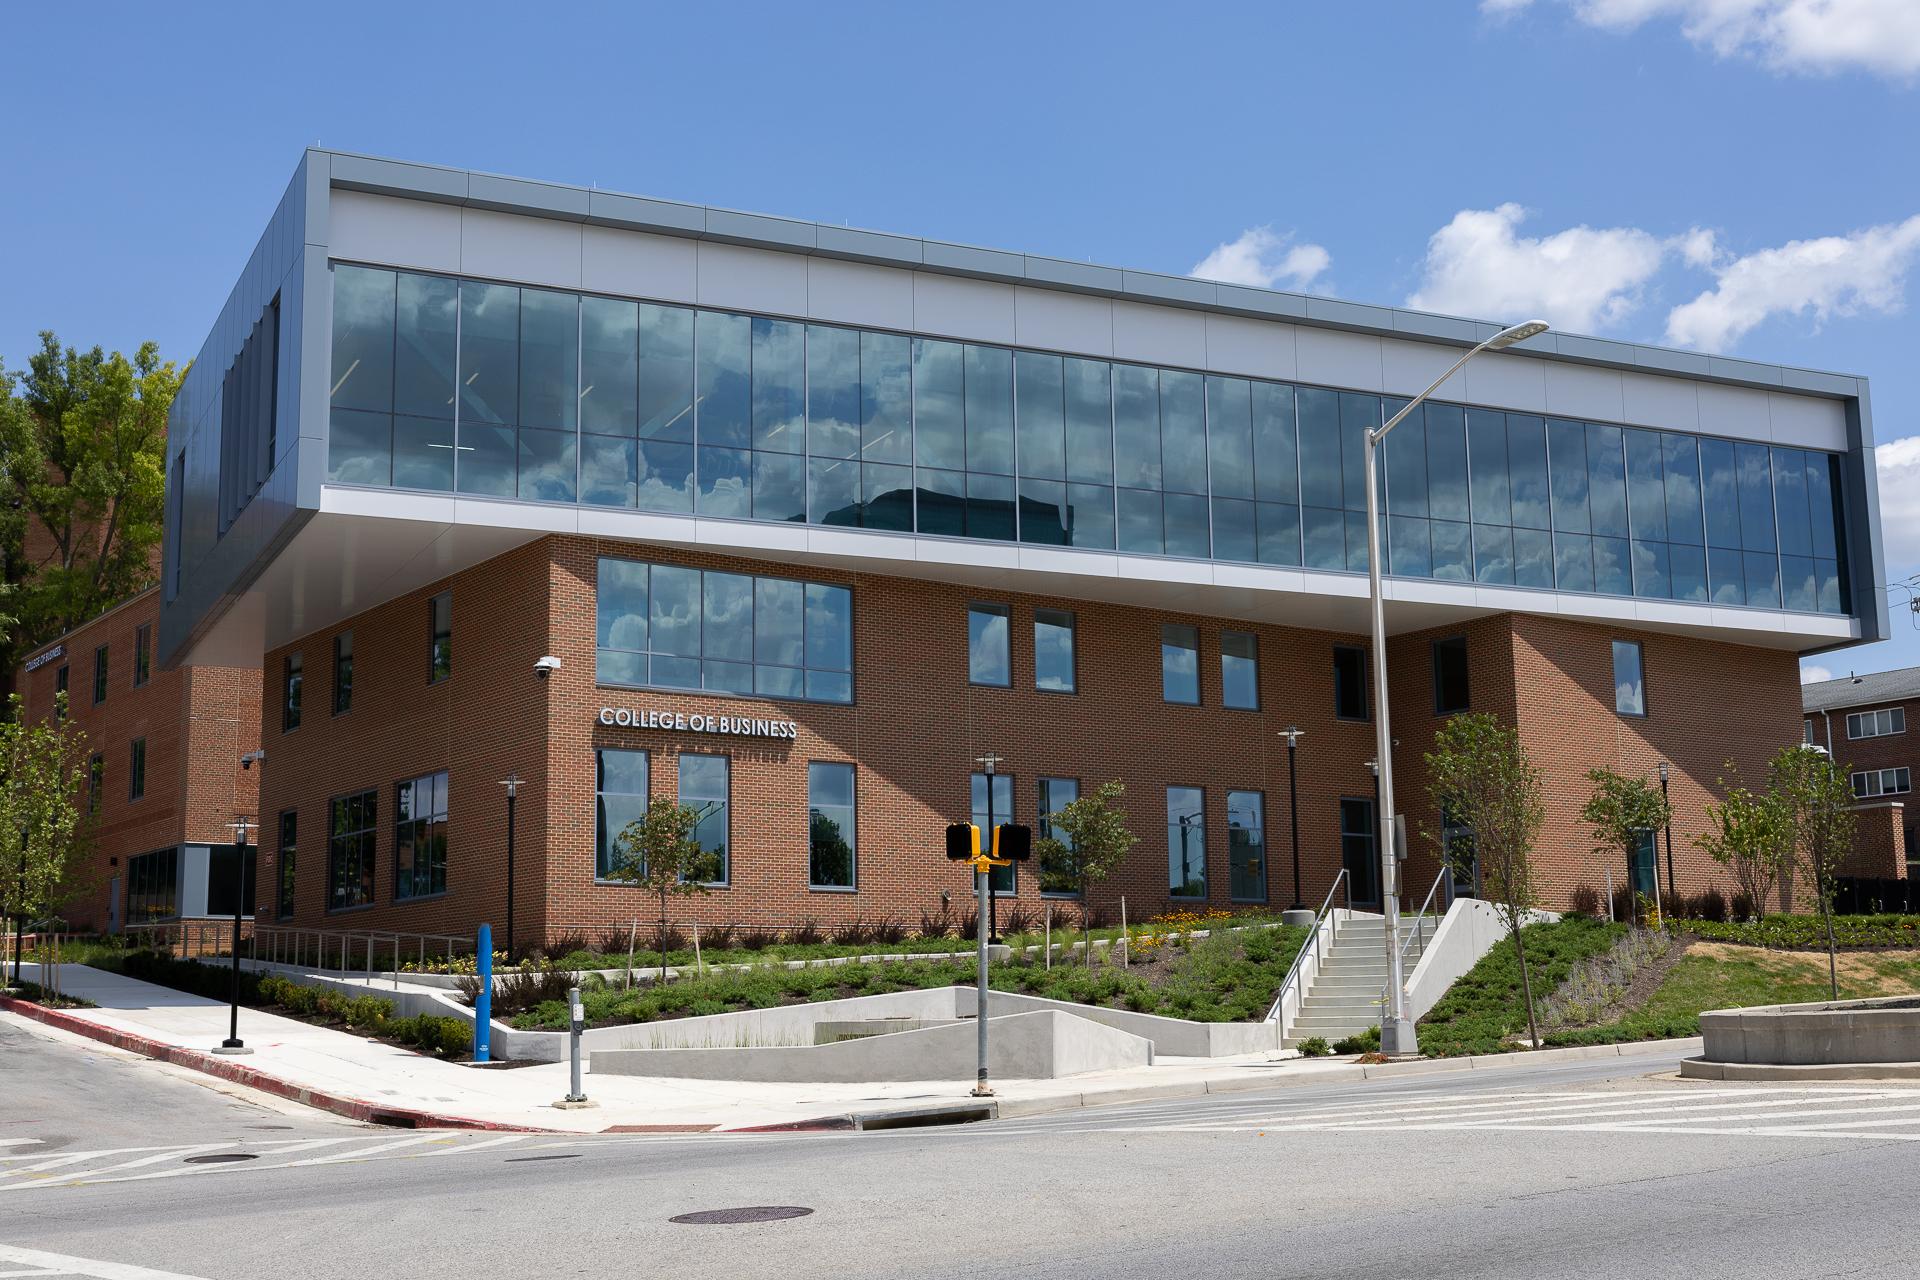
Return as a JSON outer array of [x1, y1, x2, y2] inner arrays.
[[1, 964, 1697, 1133]]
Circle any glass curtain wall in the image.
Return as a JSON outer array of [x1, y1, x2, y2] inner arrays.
[[329, 265, 1849, 615]]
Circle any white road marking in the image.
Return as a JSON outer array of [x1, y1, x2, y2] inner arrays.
[[0, 1245, 209, 1280]]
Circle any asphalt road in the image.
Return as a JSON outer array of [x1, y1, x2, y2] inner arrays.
[[6, 1016, 1917, 1280]]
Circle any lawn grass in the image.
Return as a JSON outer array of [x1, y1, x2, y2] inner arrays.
[[1415, 915, 1628, 1057]]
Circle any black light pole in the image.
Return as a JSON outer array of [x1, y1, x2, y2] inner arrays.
[[501, 775, 521, 961], [1281, 727, 1305, 909], [1659, 762, 1676, 915], [216, 815, 253, 1056]]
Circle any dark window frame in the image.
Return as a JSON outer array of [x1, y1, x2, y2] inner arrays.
[[1226, 788, 1267, 904], [592, 747, 650, 882], [1033, 607, 1077, 695], [1431, 635, 1471, 715], [282, 652, 303, 732], [428, 592, 452, 684], [1221, 630, 1260, 711], [133, 624, 152, 688], [1612, 639, 1648, 718], [326, 788, 378, 913], [1333, 644, 1370, 722], [1166, 783, 1208, 900], [128, 737, 146, 802], [93, 645, 109, 706], [393, 769, 450, 901], [332, 632, 354, 716], [276, 808, 297, 921], [677, 752, 733, 887], [1161, 623, 1201, 706], [806, 760, 858, 892], [1037, 775, 1083, 898]]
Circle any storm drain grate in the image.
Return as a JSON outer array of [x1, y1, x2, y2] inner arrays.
[[670, 1206, 813, 1225], [184, 1153, 259, 1164]]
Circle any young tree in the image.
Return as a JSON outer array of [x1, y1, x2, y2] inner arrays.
[[1580, 767, 1674, 924], [1032, 780, 1137, 964], [1425, 713, 1547, 1048], [1769, 744, 1858, 1000], [1693, 763, 1792, 920], [608, 800, 720, 984], [0, 692, 92, 982]]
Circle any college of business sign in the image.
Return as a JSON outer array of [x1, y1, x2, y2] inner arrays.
[[597, 705, 799, 740], [24, 644, 64, 673]]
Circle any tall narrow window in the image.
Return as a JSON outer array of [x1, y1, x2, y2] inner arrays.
[[1222, 631, 1259, 710], [332, 631, 354, 714], [54, 665, 68, 722], [128, 738, 146, 801], [276, 809, 297, 920], [1432, 636, 1470, 714], [394, 770, 449, 900], [1612, 640, 1646, 717], [968, 603, 1011, 687], [428, 592, 452, 683], [1333, 645, 1368, 720], [93, 645, 109, 705], [282, 653, 302, 731], [1162, 624, 1200, 705], [1228, 791, 1266, 902], [808, 762, 857, 890], [972, 771, 1016, 894], [678, 755, 730, 884], [134, 624, 152, 688], [594, 748, 648, 879], [1340, 797, 1380, 906], [1038, 777, 1080, 896], [1034, 608, 1076, 693], [88, 753, 104, 814], [1167, 785, 1206, 898], [326, 789, 376, 911]]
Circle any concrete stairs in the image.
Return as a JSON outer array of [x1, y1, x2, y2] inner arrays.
[[1282, 917, 1430, 1049]]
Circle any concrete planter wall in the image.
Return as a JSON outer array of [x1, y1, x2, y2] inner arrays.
[[1700, 996, 1920, 1066]]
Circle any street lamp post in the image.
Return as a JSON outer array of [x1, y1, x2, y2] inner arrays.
[[1659, 762, 1676, 915], [1363, 318, 1550, 1057], [501, 775, 521, 961], [215, 815, 253, 1056], [1281, 727, 1305, 909]]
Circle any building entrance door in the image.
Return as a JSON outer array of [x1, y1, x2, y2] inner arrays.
[[1629, 830, 1658, 908], [1341, 798, 1381, 907]]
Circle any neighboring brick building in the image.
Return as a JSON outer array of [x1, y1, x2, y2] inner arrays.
[[149, 151, 1889, 951], [1803, 666, 1918, 879], [12, 588, 262, 930]]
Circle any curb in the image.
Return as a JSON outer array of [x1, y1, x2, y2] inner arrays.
[[1679, 1055, 1920, 1082], [0, 994, 553, 1134]]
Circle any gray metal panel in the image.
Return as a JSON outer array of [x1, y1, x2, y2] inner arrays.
[[1780, 367, 1859, 398], [1122, 270, 1214, 307], [1211, 284, 1306, 320], [923, 239, 1025, 281], [1844, 387, 1890, 645], [1302, 296, 1385, 329], [586, 190, 706, 236], [329, 154, 467, 203], [1632, 345, 1712, 378], [1708, 355, 1783, 387], [1022, 255, 1122, 294], [1390, 310, 1482, 343], [705, 208, 818, 251], [815, 224, 924, 267], [1554, 333, 1628, 365], [467, 173, 589, 220]]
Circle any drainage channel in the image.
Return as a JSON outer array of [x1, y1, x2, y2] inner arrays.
[[852, 1103, 996, 1132]]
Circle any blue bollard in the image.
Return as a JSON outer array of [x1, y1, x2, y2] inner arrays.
[[474, 923, 492, 1063]]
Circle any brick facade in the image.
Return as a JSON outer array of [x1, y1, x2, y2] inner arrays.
[[1803, 683, 1918, 879], [250, 535, 1807, 950]]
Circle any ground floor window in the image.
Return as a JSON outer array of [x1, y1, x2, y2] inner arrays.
[[1227, 790, 1265, 902], [972, 771, 1015, 894], [808, 762, 856, 889], [327, 790, 377, 911], [679, 754, 730, 884], [1340, 797, 1379, 906], [276, 810, 297, 920], [1168, 786, 1205, 898], [127, 847, 179, 923], [395, 770, 449, 900], [595, 749, 648, 879], [1038, 777, 1080, 895]]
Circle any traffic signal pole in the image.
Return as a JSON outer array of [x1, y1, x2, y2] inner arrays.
[[973, 858, 992, 1097]]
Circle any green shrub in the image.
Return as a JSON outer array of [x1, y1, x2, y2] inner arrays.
[[1687, 914, 1920, 950], [1296, 1036, 1332, 1057], [1332, 1025, 1381, 1055], [1418, 916, 1626, 1057]]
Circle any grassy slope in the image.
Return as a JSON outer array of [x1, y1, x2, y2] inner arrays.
[[1415, 916, 1626, 1057]]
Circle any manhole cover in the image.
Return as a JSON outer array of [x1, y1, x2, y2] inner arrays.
[[184, 1153, 259, 1164], [670, 1206, 813, 1225], [504, 1153, 582, 1163]]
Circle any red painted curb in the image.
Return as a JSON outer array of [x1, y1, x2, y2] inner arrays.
[[0, 993, 552, 1134]]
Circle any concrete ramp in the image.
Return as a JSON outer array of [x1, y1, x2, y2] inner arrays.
[[590, 1010, 1153, 1082]]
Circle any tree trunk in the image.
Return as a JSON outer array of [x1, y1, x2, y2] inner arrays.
[[1512, 916, 1541, 1049], [659, 887, 670, 986], [1819, 885, 1839, 1002]]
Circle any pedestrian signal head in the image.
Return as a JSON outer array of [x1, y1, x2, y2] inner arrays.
[[993, 823, 1032, 862], [946, 823, 979, 860]]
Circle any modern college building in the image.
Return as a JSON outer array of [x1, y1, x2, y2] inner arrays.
[[148, 149, 1890, 947]]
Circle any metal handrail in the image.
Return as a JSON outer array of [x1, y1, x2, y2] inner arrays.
[[1265, 868, 1349, 1024], [1399, 866, 1452, 973]]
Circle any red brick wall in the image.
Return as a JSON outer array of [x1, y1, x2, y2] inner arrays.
[[1841, 802, 1908, 879], [1805, 695, 1917, 880]]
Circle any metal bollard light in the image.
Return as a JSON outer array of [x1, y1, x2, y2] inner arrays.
[[567, 986, 587, 1103]]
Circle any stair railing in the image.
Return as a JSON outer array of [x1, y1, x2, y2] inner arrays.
[[1265, 867, 1349, 1025], [1379, 866, 1454, 1025]]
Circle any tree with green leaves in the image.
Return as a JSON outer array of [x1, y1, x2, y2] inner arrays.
[[1425, 713, 1547, 1048], [1, 334, 181, 678], [1580, 767, 1674, 924], [1033, 780, 1137, 964], [1768, 744, 1858, 1000], [0, 692, 92, 982], [1693, 763, 1792, 920], [609, 800, 720, 984]]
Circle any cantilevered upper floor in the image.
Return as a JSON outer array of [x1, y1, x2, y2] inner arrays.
[[158, 149, 1891, 670]]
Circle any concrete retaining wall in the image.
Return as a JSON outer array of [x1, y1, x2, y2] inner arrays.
[[1406, 901, 1559, 1021], [956, 987, 1277, 1056], [1700, 996, 1920, 1066]]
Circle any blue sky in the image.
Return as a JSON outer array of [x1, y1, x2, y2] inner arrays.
[[3, 1, 1915, 677]]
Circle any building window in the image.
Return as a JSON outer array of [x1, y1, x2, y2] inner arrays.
[[594, 748, 648, 879], [1222, 631, 1259, 710], [87, 753, 103, 815], [1340, 797, 1380, 906], [968, 603, 1011, 687], [1228, 791, 1266, 902], [54, 665, 68, 721], [93, 645, 108, 705], [1612, 639, 1646, 717], [1162, 624, 1200, 704], [282, 653, 302, 731], [1038, 777, 1081, 896], [1333, 645, 1368, 721], [1853, 767, 1912, 799], [595, 558, 854, 703], [326, 789, 377, 911], [679, 754, 730, 884], [134, 624, 152, 688], [276, 809, 297, 920], [1804, 718, 1814, 745], [1168, 785, 1206, 898], [332, 632, 353, 715], [1846, 708, 1905, 740], [128, 738, 146, 802], [972, 770, 1015, 894], [429, 592, 452, 684], [394, 771, 449, 900], [1034, 608, 1076, 693], [127, 847, 180, 923], [807, 762, 856, 890], [1432, 636, 1470, 714]]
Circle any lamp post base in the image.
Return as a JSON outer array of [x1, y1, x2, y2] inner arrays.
[[1279, 909, 1316, 929], [553, 1097, 597, 1110], [1379, 1017, 1419, 1058], [213, 1042, 254, 1056]]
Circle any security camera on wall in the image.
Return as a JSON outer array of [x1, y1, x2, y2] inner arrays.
[[534, 655, 562, 681]]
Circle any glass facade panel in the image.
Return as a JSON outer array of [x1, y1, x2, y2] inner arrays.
[[1034, 608, 1075, 693], [1168, 786, 1206, 898], [1624, 429, 1666, 542], [1206, 377, 1253, 500], [696, 311, 750, 449], [1467, 409, 1510, 526], [394, 273, 457, 421], [968, 603, 1010, 686], [1228, 791, 1265, 902], [1384, 402, 1428, 519], [1162, 623, 1199, 705], [1038, 777, 1081, 896], [1253, 382, 1298, 503], [1016, 352, 1066, 481], [808, 762, 856, 890], [1736, 443, 1776, 552], [806, 324, 860, 460], [580, 296, 639, 436], [394, 770, 449, 900], [1064, 358, 1113, 484], [1425, 404, 1468, 523], [965, 344, 1014, 476], [1586, 425, 1629, 539]]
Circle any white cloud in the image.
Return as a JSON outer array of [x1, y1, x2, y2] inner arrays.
[[1404, 203, 1668, 331], [1479, 0, 1536, 15], [1664, 215, 1920, 351], [1190, 227, 1331, 291], [1801, 663, 1833, 684], [1534, 0, 1920, 80], [1875, 434, 1920, 573]]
